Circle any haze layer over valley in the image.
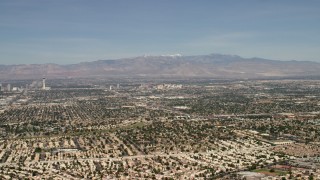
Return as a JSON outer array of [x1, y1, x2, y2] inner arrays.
[[1, 54, 320, 79]]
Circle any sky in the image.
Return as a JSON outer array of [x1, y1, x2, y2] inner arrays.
[[0, 0, 320, 65]]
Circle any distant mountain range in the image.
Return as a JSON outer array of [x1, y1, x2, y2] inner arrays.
[[1, 54, 320, 79]]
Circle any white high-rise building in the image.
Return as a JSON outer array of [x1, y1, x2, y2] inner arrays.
[[7, 84, 11, 92], [42, 78, 46, 90]]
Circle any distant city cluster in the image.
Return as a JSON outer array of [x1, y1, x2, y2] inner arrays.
[[0, 78, 320, 179], [0, 78, 51, 109], [0, 83, 22, 92]]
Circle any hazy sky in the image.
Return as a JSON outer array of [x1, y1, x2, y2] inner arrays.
[[0, 0, 320, 64]]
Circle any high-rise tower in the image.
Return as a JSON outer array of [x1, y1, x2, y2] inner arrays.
[[42, 78, 46, 90], [7, 84, 11, 92]]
